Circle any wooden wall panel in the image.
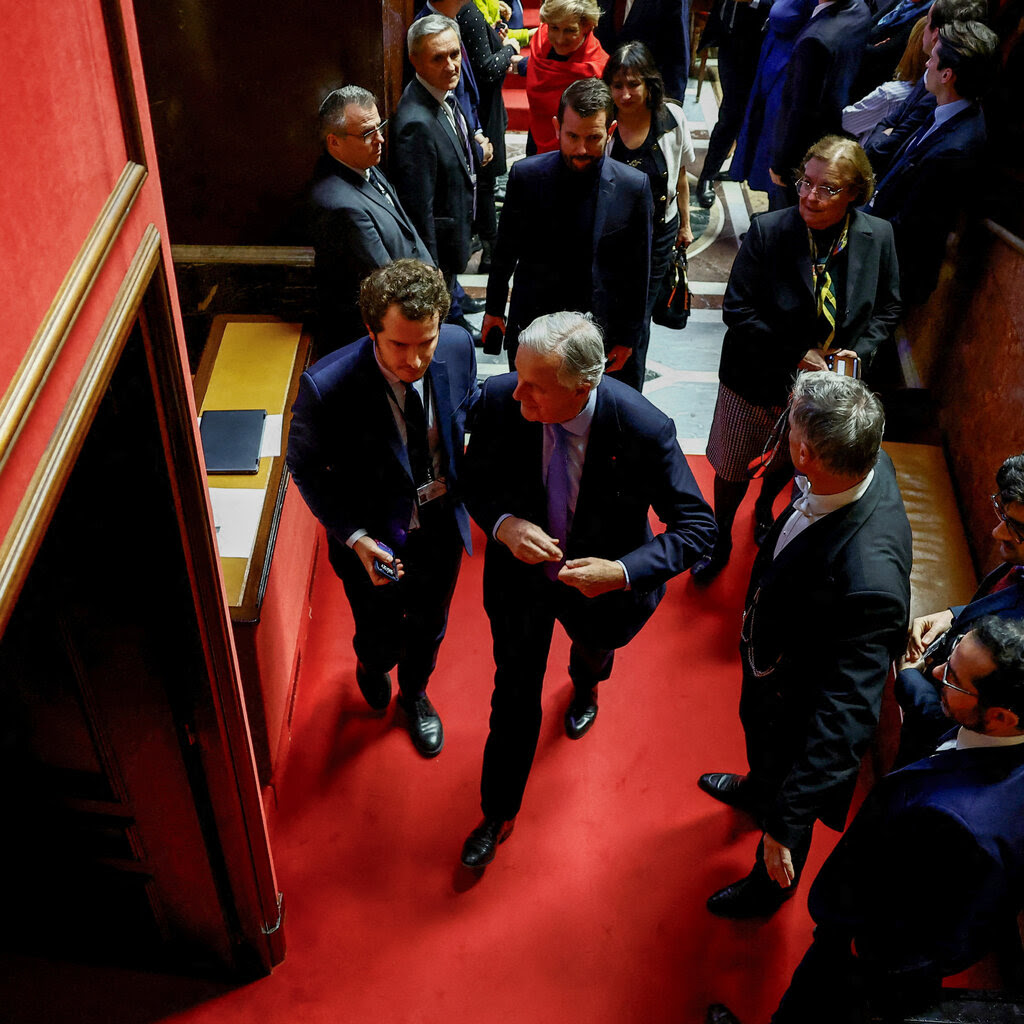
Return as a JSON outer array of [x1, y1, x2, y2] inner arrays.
[[133, 0, 414, 246]]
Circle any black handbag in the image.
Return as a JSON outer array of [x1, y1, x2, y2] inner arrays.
[[651, 246, 691, 329]]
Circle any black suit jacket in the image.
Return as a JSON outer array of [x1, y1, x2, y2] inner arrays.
[[862, 77, 935, 179], [594, 0, 691, 100], [285, 326, 478, 558], [465, 372, 716, 649], [869, 102, 988, 304], [390, 79, 476, 277], [739, 452, 913, 848], [772, 0, 872, 175], [719, 206, 901, 407], [306, 154, 433, 349], [809, 738, 1024, 978], [486, 152, 653, 354]]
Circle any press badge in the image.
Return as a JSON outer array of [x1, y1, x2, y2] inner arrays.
[[417, 477, 448, 505]]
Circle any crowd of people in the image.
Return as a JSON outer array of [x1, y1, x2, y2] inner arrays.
[[291, 2, 1023, 1022]]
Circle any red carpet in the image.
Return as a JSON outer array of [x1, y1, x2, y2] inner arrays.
[[3, 457, 993, 1022], [173, 457, 839, 1023]]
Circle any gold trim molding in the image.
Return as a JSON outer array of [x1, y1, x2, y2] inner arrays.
[[0, 161, 147, 472], [0, 225, 162, 636]]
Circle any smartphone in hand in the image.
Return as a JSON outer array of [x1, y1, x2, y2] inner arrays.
[[374, 541, 400, 583]]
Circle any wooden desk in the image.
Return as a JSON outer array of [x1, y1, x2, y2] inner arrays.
[[193, 315, 317, 782]]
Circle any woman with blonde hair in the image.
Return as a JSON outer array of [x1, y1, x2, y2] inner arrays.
[[522, 0, 608, 153]]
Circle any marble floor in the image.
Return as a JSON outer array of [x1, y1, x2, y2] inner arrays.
[[458, 64, 768, 457]]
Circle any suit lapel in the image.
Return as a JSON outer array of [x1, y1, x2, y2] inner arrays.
[[426, 356, 453, 473], [573, 386, 619, 538], [841, 212, 873, 327], [431, 94, 473, 182], [593, 158, 615, 251]]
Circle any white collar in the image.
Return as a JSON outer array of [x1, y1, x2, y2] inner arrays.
[[955, 726, 1024, 750], [416, 74, 450, 107], [792, 468, 874, 518]]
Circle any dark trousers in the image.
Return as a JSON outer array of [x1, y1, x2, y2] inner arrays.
[[330, 507, 463, 697], [772, 926, 942, 1024], [480, 571, 615, 820], [702, 24, 765, 181], [609, 214, 674, 392]]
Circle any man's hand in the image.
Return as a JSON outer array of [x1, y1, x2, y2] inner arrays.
[[798, 348, 830, 372], [559, 557, 626, 597], [496, 516, 563, 565], [903, 608, 954, 667], [353, 536, 404, 586], [676, 220, 694, 249], [481, 313, 506, 341], [604, 345, 633, 373], [762, 833, 795, 888], [769, 168, 786, 188], [479, 135, 494, 166]]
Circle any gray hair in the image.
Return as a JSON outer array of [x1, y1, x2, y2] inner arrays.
[[318, 86, 377, 141], [408, 14, 461, 56], [517, 311, 605, 389], [996, 454, 1024, 507], [790, 370, 884, 478]]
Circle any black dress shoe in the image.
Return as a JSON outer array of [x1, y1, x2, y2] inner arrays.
[[448, 313, 483, 346], [753, 503, 775, 547], [697, 772, 755, 811], [564, 688, 598, 739], [696, 177, 716, 209], [707, 1004, 742, 1024], [691, 542, 731, 585], [355, 661, 391, 711], [460, 816, 516, 868], [397, 693, 444, 757], [707, 871, 796, 919], [460, 294, 486, 313]]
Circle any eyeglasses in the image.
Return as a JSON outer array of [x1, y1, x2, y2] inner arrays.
[[992, 494, 1024, 544], [796, 178, 847, 199], [341, 119, 389, 142], [939, 634, 979, 699]]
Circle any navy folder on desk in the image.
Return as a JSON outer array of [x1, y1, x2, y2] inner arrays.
[[200, 408, 266, 475]]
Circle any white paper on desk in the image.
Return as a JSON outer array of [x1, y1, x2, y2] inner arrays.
[[209, 488, 265, 559], [260, 414, 283, 458]]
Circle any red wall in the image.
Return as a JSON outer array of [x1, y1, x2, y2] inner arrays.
[[0, 0, 193, 540]]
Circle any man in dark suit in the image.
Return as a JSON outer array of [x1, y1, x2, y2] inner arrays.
[[894, 453, 1024, 766], [392, 15, 477, 308], [709, 616, 1024, 1024], [594, 0, 691, 102], [286, 260, 477, 758], [867, 18, 999, 304], [698, 371, 913, 917], [307, 87, 433, 352], [768, 0, 872, 207], [482, 78, 652, 386], [459, 311, 717, 868], [860, 0, 987, 177]]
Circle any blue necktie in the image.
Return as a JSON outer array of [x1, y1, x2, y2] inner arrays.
[[545, 424, 571, 581]]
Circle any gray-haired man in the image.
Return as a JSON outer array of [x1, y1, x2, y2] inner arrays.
[[460, 311, 716, 868]]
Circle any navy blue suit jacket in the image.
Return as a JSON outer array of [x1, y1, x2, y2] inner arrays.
[[285, 326, 478, 557], [869, 102, 987, 304], [809, 737, 1024, 978], [485, 152, 653, 355], [772, 0, 872, 175], [465, 372, 716, 648]]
